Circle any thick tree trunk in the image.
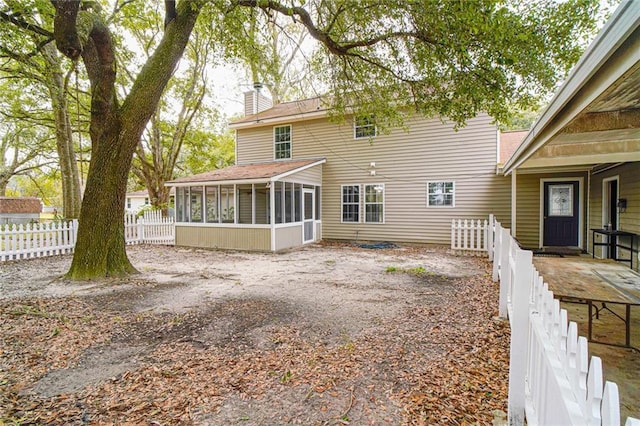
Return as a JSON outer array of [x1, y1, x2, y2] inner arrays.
[[0, 174, 9, 196], [53, 1, 201, 279], [68, 128, 136, 279], [42, 43, 83, 219]]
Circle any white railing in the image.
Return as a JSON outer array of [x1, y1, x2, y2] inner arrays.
[[0, 220, 78, 262], [125, 210, 175, 245], [450, 216, 492, 255], [1, 211, 175, 262], [490, 218, 640, 426]]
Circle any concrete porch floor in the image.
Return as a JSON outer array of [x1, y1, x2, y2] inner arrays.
[[532, 255, 640, 421]]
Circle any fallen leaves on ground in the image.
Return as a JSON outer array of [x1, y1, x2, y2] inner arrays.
[[0, 253, 510, 425]]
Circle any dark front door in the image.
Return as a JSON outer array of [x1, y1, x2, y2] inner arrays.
[[543, 181, 579, 246]]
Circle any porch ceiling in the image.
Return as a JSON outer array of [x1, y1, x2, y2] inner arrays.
[[523, 65, 640, 168], [504, 2, 640, 174]]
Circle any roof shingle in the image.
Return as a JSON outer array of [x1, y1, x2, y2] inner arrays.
[[0, 197, 42, 214], [167, 159, 325, 185], [230, 97, 329, 126]]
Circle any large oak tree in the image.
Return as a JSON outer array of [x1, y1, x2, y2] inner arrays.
[[0, 1, 84, 217], [47, 0, 600, 279]]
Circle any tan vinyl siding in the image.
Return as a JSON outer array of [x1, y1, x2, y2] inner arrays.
[[589, 162, 640, 270], [237, 126, 278, 162], [237, 113, 511, 245], [514, 174, 541, 248], [176, 225, 270, 251], [283, 165, 323, 185], [237, 185, 252, 224], [255, 189, 269, 224], [275, 225, 303, 250], [515, 171, 588, 249]]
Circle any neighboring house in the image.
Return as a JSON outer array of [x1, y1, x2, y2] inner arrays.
[[167, 93, 513, 251], [0, 197, 42, 225], [503, 0, 640, 270], [125, 190, 151, 213]]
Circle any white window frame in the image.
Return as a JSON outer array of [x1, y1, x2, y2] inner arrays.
[[274, 124, 292, 160], [364, 183, 385, 223], [354, 115, 377, 139], [426, 181, 455, 207], [341, 184, 361, 223]]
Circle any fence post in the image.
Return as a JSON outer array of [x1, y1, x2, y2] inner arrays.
[[487, 214, 495, 261], [498, 227, 511, 318], [492, 222, 502, 282], [507, 248, 533, 426], [137, 215, 144, 244]]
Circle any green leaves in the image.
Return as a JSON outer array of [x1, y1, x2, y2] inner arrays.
[[241, 0, 603, 128]]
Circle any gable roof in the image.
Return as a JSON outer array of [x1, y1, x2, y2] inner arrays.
[[503, 0, 640, 174], [229, 97, 330, 129], [166, 158, 326, 186], [0, 197, 42, 214]]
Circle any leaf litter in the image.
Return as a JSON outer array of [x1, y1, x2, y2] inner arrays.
[[0, 243, 509, 425]]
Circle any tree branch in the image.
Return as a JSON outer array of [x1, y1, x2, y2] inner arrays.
[[235, 0, 436, 56], [164, 1, 177, 28], [0, 10, 54, 38]]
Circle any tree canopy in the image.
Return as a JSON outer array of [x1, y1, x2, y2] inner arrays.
[[1, 0, 604, 279]]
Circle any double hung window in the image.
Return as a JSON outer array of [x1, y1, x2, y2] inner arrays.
[[427, 181, 455, 207], [274, 125, 291, 159], [342, 184, 384, 223], [354, 115, 377, 139], [341, 185, 360, 222]]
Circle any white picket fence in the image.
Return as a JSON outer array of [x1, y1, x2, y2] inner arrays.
[[0, 220, 78, 262], [451, 217, 491, 255], [125, 210, 175, 245], [489, 218, 640, 425], [0, 211, 174, 262]]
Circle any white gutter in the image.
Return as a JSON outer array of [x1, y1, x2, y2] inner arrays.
[[502, 0, 640, 175]]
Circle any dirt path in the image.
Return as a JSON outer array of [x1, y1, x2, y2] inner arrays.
[[0, 242, 509, 425]]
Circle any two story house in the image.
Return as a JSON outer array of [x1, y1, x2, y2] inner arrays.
[[166, 95, 512, 251]]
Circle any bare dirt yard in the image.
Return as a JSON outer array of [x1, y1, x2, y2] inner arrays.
[[0, 242, 510, 425]]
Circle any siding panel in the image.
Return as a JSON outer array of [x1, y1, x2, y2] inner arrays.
[[275, 225, 303, 250], [236, 113, 511, 245], [176, 225, 270, 251]]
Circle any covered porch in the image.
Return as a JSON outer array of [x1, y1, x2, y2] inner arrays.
[[502, 3, 640, 267], [166, 158, 325, 252]]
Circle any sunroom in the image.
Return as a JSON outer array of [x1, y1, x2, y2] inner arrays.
[[166, 158, 325, 251]]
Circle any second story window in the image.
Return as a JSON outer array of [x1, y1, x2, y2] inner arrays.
[[274, 125, 291, 159], [354, 115, 377, 139]]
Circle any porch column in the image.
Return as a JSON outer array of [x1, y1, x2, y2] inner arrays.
[[511, 169, 517, 236], [270, 181, 276, 251]]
